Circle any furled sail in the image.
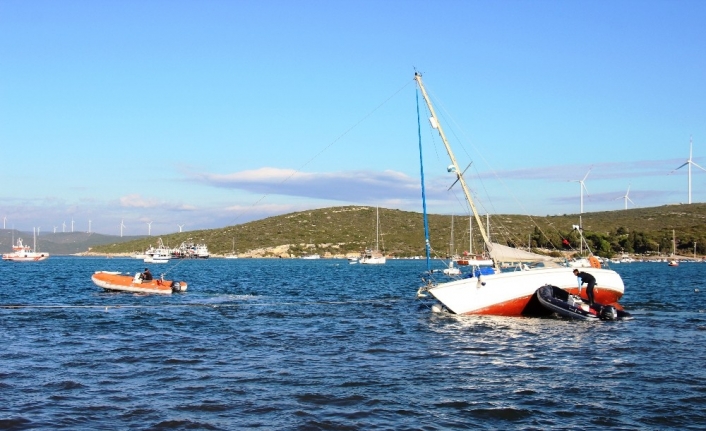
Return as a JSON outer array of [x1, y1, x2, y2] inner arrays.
[[488, 242, 555, 263]]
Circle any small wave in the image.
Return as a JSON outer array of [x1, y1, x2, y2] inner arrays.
[[147, 419, 223, 430], [295, 393, 366, 407], [468, 407, 533, 421], [43, 380, 85, 390], [0, 417, 33, 430]]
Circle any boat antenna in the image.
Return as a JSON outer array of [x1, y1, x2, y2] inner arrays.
[[414, 72, 493, 254]]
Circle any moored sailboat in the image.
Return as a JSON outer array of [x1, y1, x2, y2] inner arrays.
[[668, 229, 679, 266], [360, 206, 386, 265], [413, 72, 625, 316], [456, 216, 493, 266]]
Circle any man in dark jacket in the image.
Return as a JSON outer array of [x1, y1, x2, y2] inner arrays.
[[142, 268, 153, 281], [573, 269, 596, 304]]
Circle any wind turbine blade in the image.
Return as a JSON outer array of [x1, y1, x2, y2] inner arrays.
[[582, 183, 590, 196], [669, 162, 689, 175], [627, 197, 635, 204], [692, 161, 706, 172], [582, 168, 592, 181]]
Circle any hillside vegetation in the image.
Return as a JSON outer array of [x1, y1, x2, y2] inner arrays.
[[86, 204, 706, 258]]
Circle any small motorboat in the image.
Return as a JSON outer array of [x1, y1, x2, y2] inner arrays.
[[92, 271, 187, 295], [535, 284, 631, 321], [442, 260, 461, 276]]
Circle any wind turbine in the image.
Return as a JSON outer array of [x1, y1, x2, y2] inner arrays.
[[147, 221, 153, 236], [88, 220, 92, 233], [569, 168, 591, 214], [615, 185, 635, 210], [71, 218, 74, 233], [53, 226, 57, 234], [3, 216, 5, 229], [62, 221, 66, 233], [120, 219, 126, 237], [178, 224, 184, 233], [669, 136, 706, 204]]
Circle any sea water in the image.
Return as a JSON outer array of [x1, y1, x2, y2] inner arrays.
[[1, 257, 705, 430]]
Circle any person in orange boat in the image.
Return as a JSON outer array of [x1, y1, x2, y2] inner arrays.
[[142, 268, 153, 281], [573, 269, 596, 305]]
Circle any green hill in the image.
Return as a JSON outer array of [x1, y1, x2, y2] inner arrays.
[[85, 204, 706, 258]]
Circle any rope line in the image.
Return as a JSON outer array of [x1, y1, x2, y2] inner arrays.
[[226, 79, 415, 227]]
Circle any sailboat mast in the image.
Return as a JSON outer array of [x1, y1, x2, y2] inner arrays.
[[450, 214, 454, 257], [414, 72, 492, 250], [579, 215, 583, 255], [376, 207, 379, 252]]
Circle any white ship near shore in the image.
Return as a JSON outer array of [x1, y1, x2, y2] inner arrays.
[[2, 235, 49, 262], [172, 241, 210, 259]]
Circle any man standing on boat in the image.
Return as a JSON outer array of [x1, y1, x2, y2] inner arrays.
[[573, 269, 596, 305]]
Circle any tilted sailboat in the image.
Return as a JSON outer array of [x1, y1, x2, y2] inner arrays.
[[413, 72, 625, 315]]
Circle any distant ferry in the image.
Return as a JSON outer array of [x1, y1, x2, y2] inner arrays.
[[172, 241, 210, 259]]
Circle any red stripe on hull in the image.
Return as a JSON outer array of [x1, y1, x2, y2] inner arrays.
[[565, 286, 623, 305], [469, 294, 534, 316], [459, 286, 624, 316]]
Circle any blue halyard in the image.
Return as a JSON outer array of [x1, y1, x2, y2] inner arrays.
[[416, 89, 432, 274]]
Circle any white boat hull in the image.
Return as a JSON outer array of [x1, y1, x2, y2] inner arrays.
[[456, 258, 493, 266], [2, 253, 49, 262], [360, 256, 386, 264], [426, 267, 624, 316], [144, 256, 170, 264]]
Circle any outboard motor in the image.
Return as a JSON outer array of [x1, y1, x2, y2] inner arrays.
[[600, 305, 618, 321]]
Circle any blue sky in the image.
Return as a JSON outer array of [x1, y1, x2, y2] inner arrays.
[[1, 0, 705, 236]]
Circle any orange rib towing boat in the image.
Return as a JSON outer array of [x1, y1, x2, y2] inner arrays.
[[91, 271, 188, 295]]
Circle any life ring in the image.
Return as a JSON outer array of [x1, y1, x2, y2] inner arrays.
[[589, 256, 601, 268]]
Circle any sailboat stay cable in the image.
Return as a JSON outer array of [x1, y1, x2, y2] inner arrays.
[[224, 79, 415, 227], [416, 88, 432, 273]]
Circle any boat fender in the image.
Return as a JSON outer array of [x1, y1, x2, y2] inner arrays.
[[431, 304, 446, 314]]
